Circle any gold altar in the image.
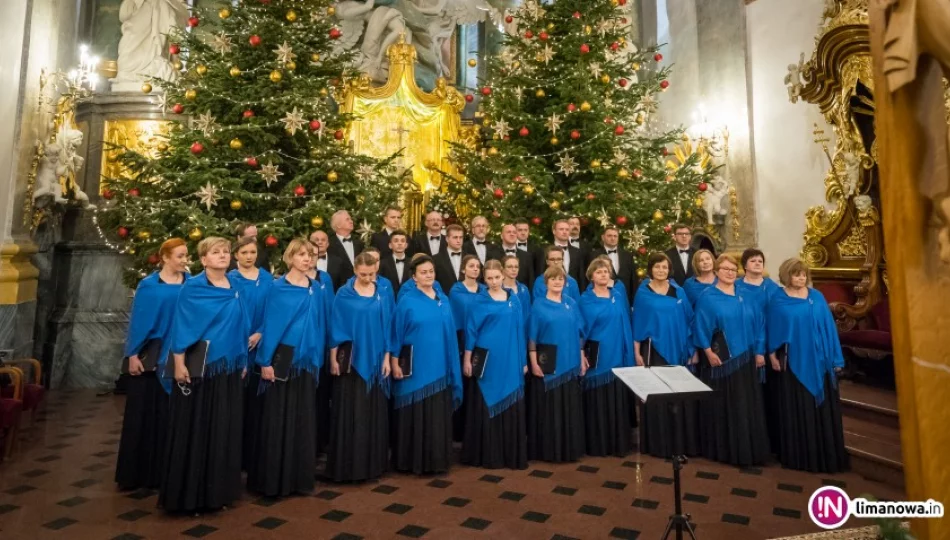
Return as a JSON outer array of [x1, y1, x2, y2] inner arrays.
[[340, 37, 465, 231]]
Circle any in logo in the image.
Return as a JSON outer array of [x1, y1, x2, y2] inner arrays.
[[808, 486, 850, 529]]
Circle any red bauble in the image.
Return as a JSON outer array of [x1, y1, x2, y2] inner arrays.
[[619, 0, 627, 5], [492, 210, 501, 218], [481, 86, 492, 96], [663, 224, 672, 233], [572, 11, 581, 19], [531, 217, 542, 226], [187, 16, 199, 28], [503, 135, 511, 141], [615, 215, 628, 226], [148, 254, 161, 265], [264, 235, 279, 248], [662, 147, 669, 156], [248, 35, 262, 47], [294, 185, 306, 197], [633, 169, 643, 177], [660, 80, 670, 89], [128, 188, 141, 197], [172, 103, 184, 114], [614, 125, 625, 135], [464, 94, 474, 103], [243, 110, 255, 119], [334, 130, 344, 140], [638, 246, 648, 255], [505, 15, 513, 23], [539, 31, 549, 41], [567, 103, 577, 112], [245, 156, 259, 167], [698, 182, 709, 192], [101, 188, 114, 200], [618, 78, 628, 87], [519, 126, 529, 137], [190, 142, 204, 155], [586, 193, 595, 200], [118, 226, 130, 238], [604, 116, 613, 124], [570, 130, 581, 140], [581, 217, 590, 226], [309, 119, 322, 131], [654, 53, 663, 62], [611, 42, 620, 51], [329, 28, 342, 40], [493, 188, 504, 199], [580, 44, 591, 54], [524, 30, 534, 39], [513, 175, 524, 183], [169, 43, 180, 55]]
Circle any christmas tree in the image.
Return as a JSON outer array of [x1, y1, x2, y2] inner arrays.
[[98, 0, 403, 286], [439, 0, 715, 273]]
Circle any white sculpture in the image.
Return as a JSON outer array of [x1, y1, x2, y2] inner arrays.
[[703, 178, 730, 225], [33, 126, 94, 209], [784, 52, 806, 102], [839, 150, 862, 196], [111, 0, 188, 92]]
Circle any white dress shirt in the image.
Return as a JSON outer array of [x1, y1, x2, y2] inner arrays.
[[502, 243, 518, 256], [555, 242, 571, 274], [517, 241, 528, 252], [393, 253, 406, 282], [605, 247, 620, 275], [678, 248, 690, 273], [448, 249, 463, 277], [472, 237, 487, 263], [428, 233, 442, 256], [316, 256, 328, 273], [337, 234, 355, 264]]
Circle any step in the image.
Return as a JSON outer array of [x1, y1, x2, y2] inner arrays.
[[838, 380, 899, 431], [841, 415, 904, 490]]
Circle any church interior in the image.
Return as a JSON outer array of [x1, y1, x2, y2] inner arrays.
[[0, 0, 948, 538]]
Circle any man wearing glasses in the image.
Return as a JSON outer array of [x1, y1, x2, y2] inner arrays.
[[664, 223, 696, 286]]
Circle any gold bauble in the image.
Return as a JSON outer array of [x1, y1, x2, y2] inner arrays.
[[327, 6, 336, 16], [550, 200, 561, 210], [620, 37, 627, 45], [157, 142, 169, 152], [535, 89, 546, 98], [188, 227, 203, 241], [137, 230, 151, 240], [584, 25, 592, 34], [184, 88, 197, 100], [550, 137, 559, 145], [319, 88, 329, 97], [611, 0, 619, 6], [636, 268, 646, 278], [311, 53, 320, 63], [327, 170, 339, 182], [141, 83, 153, 94], [617, 168, 629, 178], [601, 74, 611, 84], [636, 113, 645, 124], [309, 148, 320, 158], [286, 60, 296, 71], [286, 9, 298, 22], [685, 210, 692, 218], [311, 216, 324, 228], [218, 7, 231, 19], [580, 101, 591, 112], [229, 138, 243, 150], [230, 200, 243, 210], [591, 159, 602, 169], [523, 185, 535, 195], [487, 147, 499, 156], [229, 66, 241, 77], [547, 23, 555, 31], [270, 70, 283, 83], [535, 53, 545, 62], [632, 62, 641, 70], [467, 58, 477, 68], [652, 210, 664, 222], [172, 60, 183, 71], [196, 64, 208, 76], [512, 61, 521, 69], [695, 197, 704, 208], [128, 248, 136, 255]]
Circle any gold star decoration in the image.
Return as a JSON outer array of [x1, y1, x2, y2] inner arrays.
[[625, 226, 649, 250], [356, 219, 374, 242], [274, 41, 296, 65], [546, 112, 563, 134], [357, 165, 375, 179], [598, 208, 612, 229], [211, 33, 233, 54], [257, 162, 283, 186], [557, 154, 578, 175], [155, 92, 168, 116], [612, 148, 629, 165], [280, 107, 307, 135], [195, 182, 221, 211], [540, 45, 555, 64], [193, 111, 219, 135], [589, 62, 603, 78], [492, 119, 512, 139]]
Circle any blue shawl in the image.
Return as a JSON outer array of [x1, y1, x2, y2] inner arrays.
[[449, 281, 486, 331], [579, 287, 634, 389], [584, 280, 628, 302], [533, 274, 581, 303], [124, 271, 186, 393], [389, 287, 463, 410], [330, 280, 393, 395], [315, 269, 334, 322], [692, 285, 765, 379], [632, 280, 694, 366], [465, 289, 526, 417], [396, 277, 444, 302], [767, 288, 843, 405], [256, 276, 327, 378], [345, 274, 395, 308], [228, 267, 272, 365], [528, 296, 585, 390], [683, 276, 717, 305], [506, 282, 532, 326], [169, 272, 250, 376]]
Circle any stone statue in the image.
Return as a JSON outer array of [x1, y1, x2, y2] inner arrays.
[[784, 52, 806, 102], [34, 126, 94, 209], [840, 149, 862, 196], [879, 0, 950, 263], [111, 0, 188, 92], [703, 177, 730, 225]]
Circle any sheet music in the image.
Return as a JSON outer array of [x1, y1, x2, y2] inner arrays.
[[652, 365, 712, 393], [612, 367, 676, 401]]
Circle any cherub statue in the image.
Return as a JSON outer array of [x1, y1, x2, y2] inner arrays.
[[33, 126, 94, 209], [784, 52, 806, 103], [702, 177, 730, 225], [839, 149, 862, 196]]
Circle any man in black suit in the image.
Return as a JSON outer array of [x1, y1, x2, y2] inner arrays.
[[370, 206, 411, 259], [664, 223, 695, 286], [499, 223, 534, 286], [326, 209, 364, 290], [462, 215, 503, 265], [552, 219, 586, 289], [567, 216, 593, 264], [433, 223, 465, 294], [514, 218, 545, 286], [590, 226, 637, 306], [310, 230, 345, 289], [413, 210, 447, 257], [378, 229, 412, 296]]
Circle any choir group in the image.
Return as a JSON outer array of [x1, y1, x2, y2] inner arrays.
[[115, 207, 850, 514]]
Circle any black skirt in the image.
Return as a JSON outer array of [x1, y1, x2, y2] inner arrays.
[[159, 369, 244, 513], [776, 371, 850, 473], [764, 366, 783, 453], [452, 338, 466, 442], [461, 378, 528, 469], [391, 388, 454, 474], [583, 378, 634, 457], [526, 375, 585, 462], [242, 370, 262, 471], [326, 372, 390, 482], [115, 372, 168, 490], [246, 370, 317, 497], [314, 359, 332, 455], [698, 357, 770, 466], [640, 359, 701, 459]]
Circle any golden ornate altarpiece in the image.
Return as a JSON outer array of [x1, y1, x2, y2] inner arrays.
[[340, 37, 466, 232]]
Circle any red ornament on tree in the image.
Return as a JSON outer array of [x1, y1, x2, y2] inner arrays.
[[264, 235, 279, 248], [614, 125, 625, 135], [118, 226, 130, 238], [618, 0, 627, 5], [519, 126, 529, 137], [615, 215, 628, 226], [101, 188, 114, 200], [662, 147, 669, 156], [481, 86, 492, 96], [524, 30, 534, 39], [638, 246, 648, 255], [465, 94, 474, 103], [654, 53, 663, 62], [570, 130, 581, 140], [539, 31, 549, 41], [633, 169, 643, 177], [190, 142, 204, 155], [248, 35, 262, 47], [294, 185, 306, 197], [505, 15, 513, 23], [309, 119, 322, 131], [503, 135, 511, 141], [567, 103, 577, 112], [604, 116, 614, 124], [664, 224, 673, 233], [581, 217, 590, 226], [243, 109, 255, 119], [618, 78, 628, 87], [572, 11, 581, 19], [172, 103, 184, 114], [245, 156, 259, 167], [698, 182, 709, 192], [128, 188, 140, 197], [610, 42, 620, 51], [531, 217, 542, 226], [187, 16, 200, 28], [169, 43, 180, 55], [580, 44, 591, 54], [334, 130, 344, 140], [660, 80, 670, 89], [493, 188, 504, 199], [329, 28, 342, 40], [586, 193, 596, 200], [148, 254, 161, 265]]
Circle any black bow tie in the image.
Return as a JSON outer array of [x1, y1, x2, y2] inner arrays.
[[395, 258, 405, 264], [679, 249, 689, 254], [430, 236, 440, 241], [505, 249, 516, 255], [341, 237, 351, 243], [450, 252, 461, 257], [517, 242, 527, 247], [317, 255, 327, 260], [475, 240, 485, 245], [606, 249, 617, 254], [570, 239, 579, 245]]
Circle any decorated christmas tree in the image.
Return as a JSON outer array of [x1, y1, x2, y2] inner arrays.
[[98, 0, 403, 285], [440, 0, 715, 272]]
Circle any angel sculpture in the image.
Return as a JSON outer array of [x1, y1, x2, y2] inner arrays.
[[702, 178, 730, 225], [784, 52, 806, 103], [33, 126, 94, 209]]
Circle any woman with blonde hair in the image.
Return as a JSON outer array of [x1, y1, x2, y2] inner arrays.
[[448, 254, 485, 441], [683, 248, 717, 305]]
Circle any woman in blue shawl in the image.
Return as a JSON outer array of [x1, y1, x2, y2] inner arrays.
[[526, 265, 587, 462], [326, 252, 393, 482], [389, 254, 463, 474], [502, 254, 531, 325], [461, 260, 528, 469], [533, 246, 582, 303], [115, 238, 188, 491], [449, 255, 485, 441], [767, 258, 849, 473], [160, 237, 250, 513], [632, 253, 700, 458], [579, 258, 635, 457], [683, 249, 717, 305], [308, 239, 335, 457], [246, 239, 328, 498], [692, 254, 770, 467]]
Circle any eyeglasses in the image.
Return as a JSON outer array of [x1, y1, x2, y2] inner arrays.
[[547, 258, 563, 263], [674, 232, 691, 236], [719, 267, 738, 274]]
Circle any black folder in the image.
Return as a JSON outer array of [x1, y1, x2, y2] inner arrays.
[[710, 330, 731, 361], [470, 346, 489, 379], [122, 338, 163, 374], [639, 338, 667, 367], [584, 340, 600, 370], [163, 340, 209, 379], [535, 343, 558, 375], [271, 344, 294, 382], [398, 345, 413, 377], [336, 341, 353, 374], [776, 343, 789, 371]]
